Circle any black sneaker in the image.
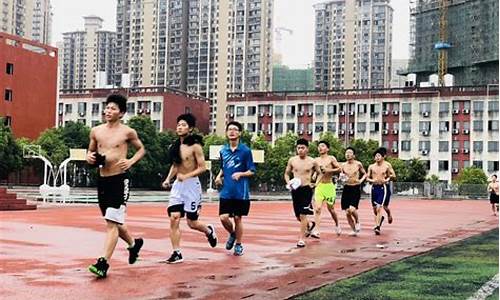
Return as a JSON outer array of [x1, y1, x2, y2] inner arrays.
[[88, 257, 109, 278], [305, 221, 316, 237], [374, 226, 381, 235], [128, 238, 144, 264], [206, 224, 217, 248], [225, 232, 236, 250], [166, 251, 184, 264]]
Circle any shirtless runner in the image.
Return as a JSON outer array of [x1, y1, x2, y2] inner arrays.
[[488, 174, 499, 216], [86, 94, 146, 278]]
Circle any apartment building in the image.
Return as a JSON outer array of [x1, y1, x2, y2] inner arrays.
[[227, 86, 499, 182], [57, 86, 211, 133], [0, 0, 52, 44], [314, 0, 392, 90], [59, 16, 116, 90], [114, 0, 273, 134]]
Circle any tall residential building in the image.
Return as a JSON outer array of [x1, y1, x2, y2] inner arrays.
[[406, 0, 498, 85], [59, 16, 116, 90], [0, 0, 52, 44], [114, 0, 273, 133], [390, 59, 408, 88], [314, 0, 392, 90]]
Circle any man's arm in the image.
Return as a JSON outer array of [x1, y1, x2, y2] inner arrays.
[[313, 160, 323, 186], [284, 158, 293, 185], [118, 128, 146, 171], [386, 162, 396, 182], [162, 164, 177, 188], [86, 128, 97, 165], [320, 156, 341, 174], [179, 144, 207, 180], [365, 165, 375, 183], [232, 149, 256, 181]]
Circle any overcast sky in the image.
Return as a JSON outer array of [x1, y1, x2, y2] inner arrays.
[[51, 0, 410, 68]]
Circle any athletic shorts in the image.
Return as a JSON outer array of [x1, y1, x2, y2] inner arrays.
[[341, 184, 361, 210], [490, 193, 499, 204], [167, 177, 202, 221], [371, 184, 391, 207], [314, 182, 336, 205], [219, 199, 251, 217], [291, 186, 314, 218], [97, 173, 130, 224]]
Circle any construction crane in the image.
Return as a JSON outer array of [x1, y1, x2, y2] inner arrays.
[[434, 0, 451, 86]]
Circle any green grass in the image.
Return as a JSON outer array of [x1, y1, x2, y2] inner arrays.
[[295, 229, 499, 300]]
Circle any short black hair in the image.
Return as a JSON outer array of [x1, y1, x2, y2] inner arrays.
[[318, 140, 330, 148], [346, 146, 356, 155], [226, 121, 242, 132], [493, 174, 498, 178], [373, 147, 387, 157], [177, 113, 196, 128], [106, 94, 127, 113], [296, 138, 309, 147]]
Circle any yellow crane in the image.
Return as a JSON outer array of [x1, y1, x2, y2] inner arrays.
[[435, 0, 451, 86]]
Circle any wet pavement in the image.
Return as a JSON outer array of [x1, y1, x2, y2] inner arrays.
[[0, 199, 498, 299]]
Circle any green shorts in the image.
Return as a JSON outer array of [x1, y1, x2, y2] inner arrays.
[[315, 182, 336, 205]]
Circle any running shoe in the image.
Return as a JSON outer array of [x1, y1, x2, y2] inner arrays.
[[206, 224, 218, 248], [374, 226, 381, 235], [379, 216, 385, 228], [335, 225, 342, 236], [310, 232, 321, 239], [305, 221, 316, 237], [233, 243, 244, 256], [226, 232, 236, 250], [348, 231, 357, 236], [296, 240, 306, 248], [166, 251, 184, 264], [355, 222, 361, 233], [128, 238, 144, 264], [388, 214, 393, 224], [88, 257, 109, 278]]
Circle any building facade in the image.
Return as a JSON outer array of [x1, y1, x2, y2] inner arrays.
[[314, 0, 392, 90], [227, 86, 499, 182], [0, 32, 58, 139], [59, 16, 116, 90], [58, 86, 211, 133], [114, 0, 273, 134], [406, 0, 498, 86], [0, 0, 52, 44]]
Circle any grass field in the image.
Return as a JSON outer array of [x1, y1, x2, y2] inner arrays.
[[295, 229, 499, 300]]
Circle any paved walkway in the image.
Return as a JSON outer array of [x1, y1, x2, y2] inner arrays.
[[0, 199, 498, 299]]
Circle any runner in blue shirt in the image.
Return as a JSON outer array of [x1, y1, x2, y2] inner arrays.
[[215, 121, 256, 256]]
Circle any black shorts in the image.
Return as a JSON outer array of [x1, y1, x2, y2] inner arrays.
[[219, 199, 251, 217], [341, 184, 361, 210], [97, 173, 130, 216], [490, 193, 499, 204], [167, 204, 200, 221], [291, 186, 314, 218]]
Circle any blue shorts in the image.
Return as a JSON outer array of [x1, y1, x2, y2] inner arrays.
[[371, 184, 391, 207]]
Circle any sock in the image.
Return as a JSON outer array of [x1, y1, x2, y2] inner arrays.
[[128, 242, 135, 249], [174, 249, 181, 254]]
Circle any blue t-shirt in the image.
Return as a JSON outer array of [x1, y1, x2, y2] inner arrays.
[[219, 143, 256, 201]]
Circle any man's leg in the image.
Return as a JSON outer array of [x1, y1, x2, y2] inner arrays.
[[299, 214, 308, 241], [117, 224, 134, 246], [383, 205, 393, 224], [103, 220, 120, 260], [187, 219, 210, 234], [234, 216, 243, 244], [327, 203, 339, 226], [220, 214, 234, 234], [312, 200, 322, 236], [345, 209, 355, 231], [170, 212, 182, 250]]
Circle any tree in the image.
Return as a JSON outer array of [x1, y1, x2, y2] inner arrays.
[[36, 128, 69, 166], [425, 174, 441, 184], [308, 131, 344, 160], [258, 132, 298, 188], [0, 120, 23, 179], [60, 121, 90, 149], [406, 158, 428, 182], [346, 139, 379, 168], [386, 157, 409, 182], [455, 167, 488, 185]]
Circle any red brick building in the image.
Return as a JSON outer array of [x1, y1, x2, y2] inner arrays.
[[0, 32, 58, 139], [58, 87, 211, 133]]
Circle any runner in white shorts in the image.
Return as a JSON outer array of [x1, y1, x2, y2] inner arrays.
[[168, 177, 203, 220]]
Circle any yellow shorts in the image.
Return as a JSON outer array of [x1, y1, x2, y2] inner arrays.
[[315, 182, 336, 206]]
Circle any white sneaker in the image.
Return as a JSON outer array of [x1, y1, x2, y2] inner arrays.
[[297, 240, 306, 248], [348, 231, 357, 236], [355, 222, 361, 233], [310, 231, 320, 239], [335, 226, 342, 236]]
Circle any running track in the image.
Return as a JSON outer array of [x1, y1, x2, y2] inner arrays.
[[0, 199, 498, 299]]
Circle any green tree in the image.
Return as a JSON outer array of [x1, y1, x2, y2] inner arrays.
[[259, 132, 298, 188], [60, 121, 90, 149], [455, 167, 488, 185], [347, 139, 379, 168], [0, 120, 23, 179], [36, 128, 69, 166], [406, 158, 428, 182], [308, 132, 344, 159], [386, 157, 409, 182], [425, 174, 441, 184]]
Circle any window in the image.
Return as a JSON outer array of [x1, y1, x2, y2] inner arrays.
[[419, 121, 431, 132], [247, 123, 256, 132], [488, 161, 499, 172], [452, 160, 459, 169], [77, 102, 87, 115], [439, 141, 449, 152], [65, 104, 72, 114], [273, 106, 282, 117], [439, 121, 449, 132], [370, 104, 380, 115], [488, 101, 499, 113], [452, 140, 460, 150], [327, 105, 337, 115], [402, 103, 412, 114], [358, 104, 367, 114], [4, 89, 12, 101], [315, 122, 324, 132], [275, 123, 283, 133], [286, 105, 295, 116], [370, 122, 379, 132], [473, 161, 483, 169], [439, 102, 449, 114], [438, 161, 449, 171], [488, 141, 499, 152], [401, 140, 411, 151], [3, 116, 11, 127], [463, 101, 471, 110], [464, 161, 470, 168], [452, 101, 460, 110], [473, 120, 483, 131], [473, 141, 483, 152], [286, 123, 295, 132], [153, 102, 162, 112], [6, 63, 13, 75], [315, 105, 324, 116], [488, 120, 499, 131], [419, 102, 431, 114], [401, 121, 411, 133], [327, 122, 336, 132], [153, 120, 160, 131], [127, 103, 135, 114], [473, 101, 484, 113], [236, 106, 244, 116], [91, 103, 100, 115], [463, 140, 470, 151], [419, 141, 430, 151], [357, 122, 366, 132]]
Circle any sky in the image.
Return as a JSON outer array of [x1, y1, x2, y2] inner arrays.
[[51, 0, 410, 68]]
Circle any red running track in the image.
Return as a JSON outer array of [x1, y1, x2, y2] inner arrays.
[[0, 199, 498, 299]]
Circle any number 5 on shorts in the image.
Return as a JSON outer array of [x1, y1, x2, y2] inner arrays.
[[191, 202, 196, 210]]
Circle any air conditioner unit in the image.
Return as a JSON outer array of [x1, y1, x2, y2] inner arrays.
[[138, 109, 143, 114], [452, 168, 459, 174], [267, 112, 272, 117], [349, 130, 354, 135], [145, 109, 151, 114], [382, 129, 389, 135], [391, 148, 398, 153], [307, 112, 313, 117], [259, 112, 265, 117], [423, 111, 430, 117], [382, 110, 389, 116], [79, 112, 85, 117], [422, 130, 429, 136], [229, 113, 234, 118], [452, 148, 459, 154], [298, 112, 304, 117], [58, 110, 63, 115], [298, 130, 304, 135], [452, 109, 460, 115], [267, 130, 272, 135], [463, 148, 470, 154], [392, 110, 399, 116], [307, 130, 312, 135], [462, 109, 470, 114], [392, 129, 399, 134], [463, 129, 470, 134], [421, 149, 428, 155], [339, 130, 345, 135], [339, 111, 346, 116], [348, 111, 354, 116], [452, 129, 459, 134]]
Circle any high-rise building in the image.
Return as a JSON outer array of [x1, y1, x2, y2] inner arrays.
[[406, 0, 498, 86], [314, 0, 392, 90], [114, 0, 273, 134], [0, 0, 52, 44], [59, 16, 116, 90]]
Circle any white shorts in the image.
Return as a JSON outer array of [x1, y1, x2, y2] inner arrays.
[[168, 177, 202, 213], [104, 205, 126, 225]]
